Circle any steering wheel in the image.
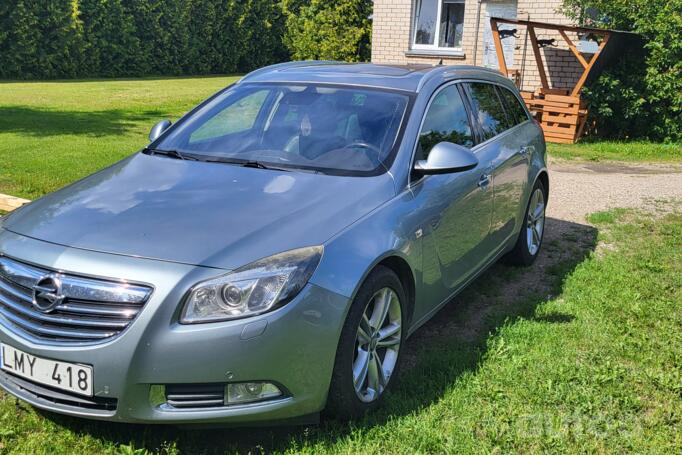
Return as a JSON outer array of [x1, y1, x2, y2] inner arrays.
[[344, 141, 383, 164]]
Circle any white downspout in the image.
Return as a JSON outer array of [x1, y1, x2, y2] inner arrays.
[[472, 0, 484, 66]]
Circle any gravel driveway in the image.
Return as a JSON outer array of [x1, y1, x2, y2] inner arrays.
[[404, 158, 682, 367], [547, 159, 682, 223]]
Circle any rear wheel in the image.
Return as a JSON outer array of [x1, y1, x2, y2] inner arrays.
[[505, 180, 547, 266], [326, 266, 406, 419]]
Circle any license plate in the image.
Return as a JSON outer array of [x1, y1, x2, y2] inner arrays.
[[0, 343, 93, 397]]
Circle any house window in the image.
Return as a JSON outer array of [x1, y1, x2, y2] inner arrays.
[[413, 0, 465, 49]]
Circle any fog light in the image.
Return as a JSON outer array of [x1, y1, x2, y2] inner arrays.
[[226, 382, 282, 404]]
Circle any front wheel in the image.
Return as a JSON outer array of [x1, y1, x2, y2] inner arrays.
[[326, 266, 406, 419], [505, 180, 547, 266]]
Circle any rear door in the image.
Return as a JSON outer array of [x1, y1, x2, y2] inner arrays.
[[465, 82, 531, 249]]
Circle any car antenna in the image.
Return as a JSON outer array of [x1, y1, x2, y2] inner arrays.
[[438, 58, 443, 65]]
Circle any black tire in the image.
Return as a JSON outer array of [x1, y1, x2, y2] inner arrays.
[[326, 266, 407, 419], [504, 179, 547, 267]]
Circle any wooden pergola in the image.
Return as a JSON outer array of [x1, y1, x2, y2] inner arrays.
[[490, 17, 613, 143]]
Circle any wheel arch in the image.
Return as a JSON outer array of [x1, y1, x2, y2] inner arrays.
[[374, 255, 416, 326], [536, 169, 549, 199]]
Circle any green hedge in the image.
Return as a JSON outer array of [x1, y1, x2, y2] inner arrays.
[[0, 0, 372, 80], [0, 0, 289, 79]]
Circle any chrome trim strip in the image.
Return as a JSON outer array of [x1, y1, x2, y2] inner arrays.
[[0, 256, 152, 343], [0, 274, 31, 301], [0, 292, 129, 329], [0, 310, 117, 339], [0, 257, 151, 304], [55, 302, 139, 319], [0, 279, 139, 319]]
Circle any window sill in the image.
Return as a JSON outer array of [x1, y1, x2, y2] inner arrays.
[[405, 49, 466, 59]]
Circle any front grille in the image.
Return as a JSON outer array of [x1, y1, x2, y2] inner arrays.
[[0, 256, 152, 344], [0, 370, 117, 412], [165, 383, 226, 408]]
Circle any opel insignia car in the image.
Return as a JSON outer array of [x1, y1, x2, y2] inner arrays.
[[0, 62, 547, 424]]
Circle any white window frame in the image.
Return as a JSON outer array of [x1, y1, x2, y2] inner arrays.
[[411, 0, 466, 52]]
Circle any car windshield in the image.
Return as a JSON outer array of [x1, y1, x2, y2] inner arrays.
[[154, 83, 410, 175]]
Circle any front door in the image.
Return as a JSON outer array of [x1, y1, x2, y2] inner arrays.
[[411, 84, 494, 309]]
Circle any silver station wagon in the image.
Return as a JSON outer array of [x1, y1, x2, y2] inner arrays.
[[0, 62, 548, 424]]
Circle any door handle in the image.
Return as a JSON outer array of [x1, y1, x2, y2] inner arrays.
[[519, 145, 534, 156], [478, 173, 491, 189]]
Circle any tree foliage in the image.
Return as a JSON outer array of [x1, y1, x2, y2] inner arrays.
[[283, 0, 372, 62], [562, 0, 682, 141], [0, 0, 372, 80]]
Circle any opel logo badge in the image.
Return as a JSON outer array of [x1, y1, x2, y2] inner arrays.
[[32, 274, 65, 313]]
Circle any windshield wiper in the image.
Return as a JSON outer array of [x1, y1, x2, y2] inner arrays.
[[199, 157, 290, 172], [242, 160, 280, 170], [145, 148, 199, 161]]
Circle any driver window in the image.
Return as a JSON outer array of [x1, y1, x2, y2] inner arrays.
[[417, 85, 473, 161]]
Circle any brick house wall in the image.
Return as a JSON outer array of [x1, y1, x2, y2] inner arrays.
[[372, 0, 585, 93]]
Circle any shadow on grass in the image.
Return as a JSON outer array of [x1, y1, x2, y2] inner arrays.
[[37, 217, 597, 454], [0, 106, 168, 137]]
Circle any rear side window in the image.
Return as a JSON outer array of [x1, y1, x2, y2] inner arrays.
[[417, 85, 474, 161], [498, 87, 529, 126], [466, 82, 508, 141]]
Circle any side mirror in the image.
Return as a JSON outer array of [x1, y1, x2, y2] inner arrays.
[[149, 120, 172, 142], [413, 142, 478, 175]]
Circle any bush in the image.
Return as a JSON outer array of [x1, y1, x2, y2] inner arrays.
[[562, 0, 682, 141]]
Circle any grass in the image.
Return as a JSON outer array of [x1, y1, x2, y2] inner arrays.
[[1, 77, 681, 200], [0, 206, 678, 454], [0, 76, 239, 200], [0, 77, 681, 453], [548, 141, 682, 162]]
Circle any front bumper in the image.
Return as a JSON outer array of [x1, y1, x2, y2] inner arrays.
[[0, 229, 349, 424]]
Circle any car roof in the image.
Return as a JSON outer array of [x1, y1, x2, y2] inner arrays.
[[238, 61, 510, 93]]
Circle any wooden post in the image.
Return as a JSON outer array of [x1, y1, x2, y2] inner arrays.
[[527, 25, 549, 90], [559, 30, 589, 68], [490, 19, 509, 76], [571, 32, 611, 97]]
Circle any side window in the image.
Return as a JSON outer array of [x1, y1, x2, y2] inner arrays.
[[417, 85, 474, 161], [498, 87, 530, 126], [466, 83, 509, 140], [190, 90, 268, 143]]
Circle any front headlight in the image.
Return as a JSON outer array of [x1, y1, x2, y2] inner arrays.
[[180, 246, 323, 323]]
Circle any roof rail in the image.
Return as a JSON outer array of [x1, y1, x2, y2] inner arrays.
[[416, 65, 505, 92], [239, 60, 341, 84]]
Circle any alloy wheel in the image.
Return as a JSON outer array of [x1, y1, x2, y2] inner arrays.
[[352, 287, 402, 403], [526, 187, 546, 256]]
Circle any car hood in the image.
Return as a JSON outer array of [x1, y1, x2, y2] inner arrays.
[[2, 153, 396, 269]]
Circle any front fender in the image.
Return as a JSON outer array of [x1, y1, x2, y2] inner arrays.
[[309, 190, 422, 306]]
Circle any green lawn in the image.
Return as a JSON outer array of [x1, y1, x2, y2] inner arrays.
[[0, 206, 679, 454], [0, 76, 239, 200], [548, 141, 682, 162], [1, 77, 681, 453], [1, 77, 681, 200]]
